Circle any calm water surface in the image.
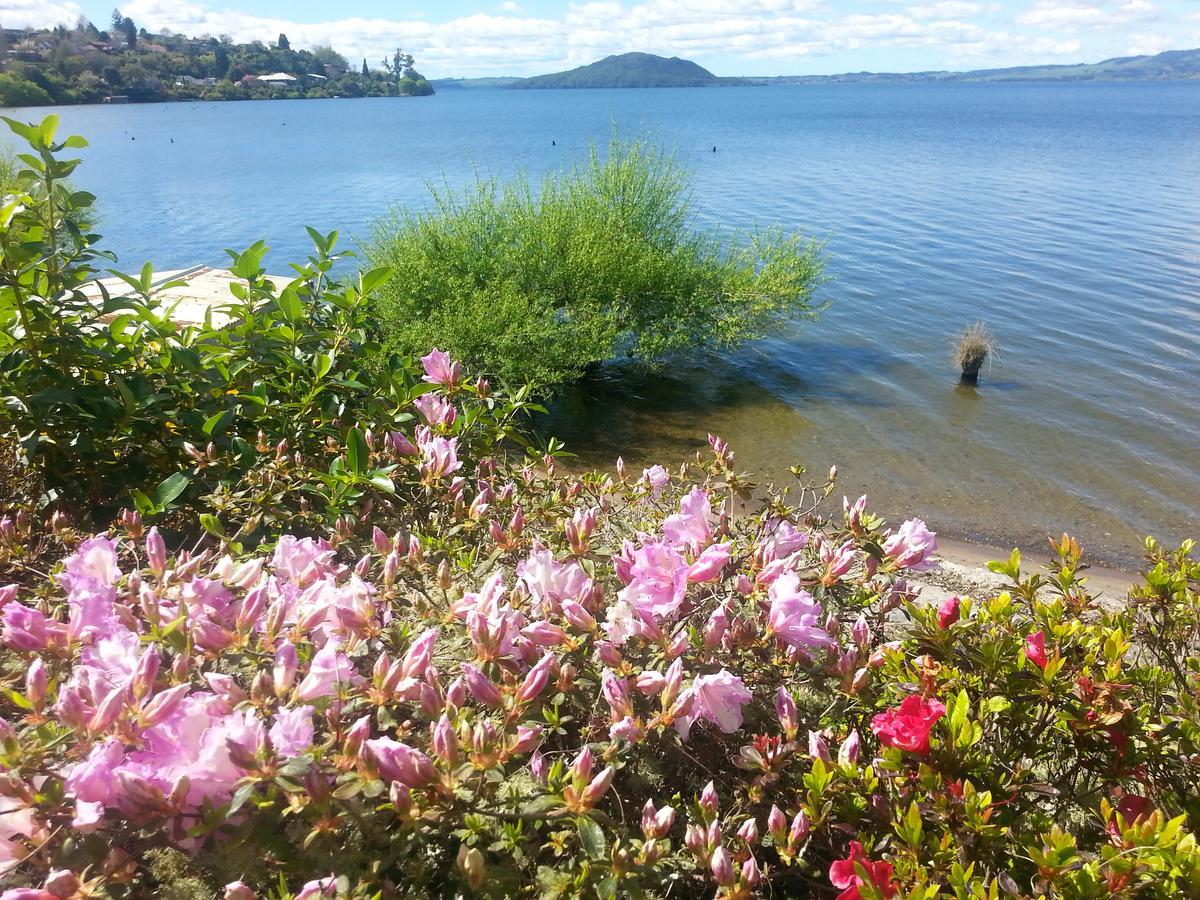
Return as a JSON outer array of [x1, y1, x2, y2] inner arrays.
[[5, 84, 1199, 566]]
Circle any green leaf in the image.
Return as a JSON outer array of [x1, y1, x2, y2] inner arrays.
[[202, 409, 232, 437], [132, 489, 157, 517], [312, 350, 335, 380], [155, 472, 190, 507], [199, 514, 226, 538], [346, 427, 369, 475], [576, 816, 606, 860]]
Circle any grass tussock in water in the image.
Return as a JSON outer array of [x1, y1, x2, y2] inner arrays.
[[954, 321, 996, 381], [366, 138, 825, 391]]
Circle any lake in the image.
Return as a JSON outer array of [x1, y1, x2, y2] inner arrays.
[[4, 83, 1199, 567]]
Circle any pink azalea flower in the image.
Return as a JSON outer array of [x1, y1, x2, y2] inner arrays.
[[416, 431, 461, 481], [295, 644, 361, 700], [767, 573, 836, 653], [662, 487, 713, 549], [686, 543, 731, 584], [618, 541, 689, 619], [882, 518, 938, 571], [413, 393, 457, 427], [674, 669, 753, 740], [419, 347, 461, 386], [269, 705, 314, 757], [272, 536, 336, 588], [642, 465, 669, 498], [58, 536, 121, 593], [517, 548, 591, 612]]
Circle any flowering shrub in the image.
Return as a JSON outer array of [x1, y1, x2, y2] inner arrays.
[[1, 391, 1198, 897]]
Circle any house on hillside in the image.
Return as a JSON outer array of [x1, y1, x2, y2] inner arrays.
[[257, 72, 297, 86]]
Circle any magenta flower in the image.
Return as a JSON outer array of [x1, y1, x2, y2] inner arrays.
[[1025, 631, 1048, 669], [938, 595, 961, 628], [517, 548, 591, 611], [416, 431, 461, 481], [420, 347, 461, 386], [619, 541, 689, 619], [674, 669, 753, 740], [461, 664, 504, 708], [871, 695, 946, 755], [882, 518, 938, 571], [3, 602, 56, 650]]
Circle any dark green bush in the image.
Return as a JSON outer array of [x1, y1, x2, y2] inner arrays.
[[367, 138, 824, 390]]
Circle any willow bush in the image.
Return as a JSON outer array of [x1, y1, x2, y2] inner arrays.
[[367, 139, 825, 390]]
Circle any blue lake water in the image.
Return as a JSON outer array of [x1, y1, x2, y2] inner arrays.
[[4, 83, 1199, 566]]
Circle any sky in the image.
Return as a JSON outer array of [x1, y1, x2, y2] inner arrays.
[[2, 0, 1198, 78]]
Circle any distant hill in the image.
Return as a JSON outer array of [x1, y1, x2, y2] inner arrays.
[[512, 52, 718, 89], [754, 47, 1200, 84], [433, 76, 523, 89]]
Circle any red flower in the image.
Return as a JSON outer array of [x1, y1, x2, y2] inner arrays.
[[1025, 631, 1047, 670], [1106, 793, 1152, 839], [937, 596, 960, 629], [829, 841, 898, 900], [870, 695, 946, 755]]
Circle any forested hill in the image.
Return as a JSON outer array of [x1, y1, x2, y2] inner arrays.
[[512, 53, 718, 89], [0, 16, 432, 106]]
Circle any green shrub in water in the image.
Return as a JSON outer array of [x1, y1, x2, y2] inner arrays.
[[367, 138, 825, 390]]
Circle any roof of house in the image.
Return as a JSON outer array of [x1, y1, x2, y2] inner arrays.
[[258, 72, 297, 82]]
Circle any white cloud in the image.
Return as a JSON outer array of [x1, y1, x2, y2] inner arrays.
[[0, 0, 84, 27], [1015, 0, 1158, 30]]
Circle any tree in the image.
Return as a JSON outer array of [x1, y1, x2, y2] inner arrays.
[[214, 42, 229, 78], [122, 17, 136, 48], [361, 58, 369, 78], [110, 8, 124, 31], [276, 32, 290, 51], [382, 48, 414, 84]]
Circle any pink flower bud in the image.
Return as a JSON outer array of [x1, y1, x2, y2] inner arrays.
[[703, 604, 728, 650], [561, 599, 596, 630], [89, 684, 127, 732], [594, 641, 623, 667], [273, 642, 298, 696], [635, 670, 666, 695], [699, 781, 719, 814], [737, 817, 759, 845], [401, 629, 439, 680], [131, 644, 160, 700], [710, 846, 734, 886], [344, 715, 371, 758], [581, 766, 614, 806], [570, 746, 594, 783], [223, 881, 256, 900], [530, 749, 549, 783], [25, 657, 47, 709], [775, 687, 799, 739], [145, 527, 167, 576], [641, 800, 676, 839], [808, 731, 830, 762], [851, 614, 871, 648], [838, 730, 861, 766], [768, 805, 787, 840], [461, 664, 504, 708], [685, 823, 706, 855], [46, 870, 80, 897], [789, 809, 810, 845], [446, 676, 467, 708], [512, 724, 543, 754], [600, 669, 632, 719], [742, 855, 762, 886], [432, 714, 458, 764]]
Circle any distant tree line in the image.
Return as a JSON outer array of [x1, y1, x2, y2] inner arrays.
[[0, 13, 433, 106]]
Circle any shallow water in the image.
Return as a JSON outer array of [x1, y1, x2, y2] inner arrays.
[[5, 83, 1199, 566]]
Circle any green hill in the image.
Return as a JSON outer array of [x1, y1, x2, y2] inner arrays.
[[512, 52, 717, 89]]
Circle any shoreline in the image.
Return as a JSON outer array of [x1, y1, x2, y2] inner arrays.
[[916, 533, 1138, 607]]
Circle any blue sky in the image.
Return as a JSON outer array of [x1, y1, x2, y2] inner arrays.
[[4, 0, 1198, 77]]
